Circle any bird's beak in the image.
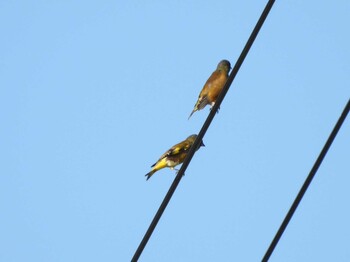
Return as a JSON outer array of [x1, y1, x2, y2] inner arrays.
[[201, 141, 205, 147]]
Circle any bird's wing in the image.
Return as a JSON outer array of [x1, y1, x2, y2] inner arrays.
[[195, 70, 222, 109], [157, 140, 192, 161], [202, 70, 221, 92], [195, 96, 209, 111]]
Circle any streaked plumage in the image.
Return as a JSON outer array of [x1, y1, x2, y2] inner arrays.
[[145, 134, 205, 180], [189, 60, 231, 119]]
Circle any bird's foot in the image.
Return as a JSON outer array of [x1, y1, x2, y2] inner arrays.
[[175, 170, 185, 176], [210, 106, 220, 114]]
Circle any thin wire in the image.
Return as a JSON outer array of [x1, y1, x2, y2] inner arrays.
[[131, 1, 275, 261], [262, 98, 350, 262]]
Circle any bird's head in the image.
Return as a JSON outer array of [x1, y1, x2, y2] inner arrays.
[[187, 134, 205, 149], [217, 59, 231, 73]]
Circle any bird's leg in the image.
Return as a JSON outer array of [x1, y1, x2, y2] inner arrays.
[[175, 170, 185, 176], [210, 103, 220, 114]]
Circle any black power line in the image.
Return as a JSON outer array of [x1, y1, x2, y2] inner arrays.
[[262, 98, 350, 262], [131, 1, 275, 261]]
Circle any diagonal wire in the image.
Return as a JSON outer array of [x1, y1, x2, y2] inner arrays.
[[262, 98, 350, 262], [131, 1, 275, 261]]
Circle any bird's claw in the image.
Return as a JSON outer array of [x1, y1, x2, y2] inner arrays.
[[210, 106, 220, 114], [175, 170, 185, 176]]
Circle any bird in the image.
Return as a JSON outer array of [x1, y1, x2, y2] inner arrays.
[[145, 134, 205, 180], [188, 59, 231, 119]]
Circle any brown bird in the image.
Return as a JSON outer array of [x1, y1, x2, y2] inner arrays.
[[189, 60, 231, 119], [145, 134, 205, 180]]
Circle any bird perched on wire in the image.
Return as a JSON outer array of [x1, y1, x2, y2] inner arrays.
[[189, 59, 231, 119], [145, 134, 205, 180]]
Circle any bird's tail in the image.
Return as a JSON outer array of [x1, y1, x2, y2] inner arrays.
[[145, 170, 156, 181], [188, 109, 196, 119], [188, 97, 208, 119]]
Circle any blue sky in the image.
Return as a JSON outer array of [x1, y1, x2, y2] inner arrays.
[[1, 1, 349, 261]]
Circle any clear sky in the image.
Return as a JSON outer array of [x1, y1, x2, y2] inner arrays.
[[1, 1, 349, 261]]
